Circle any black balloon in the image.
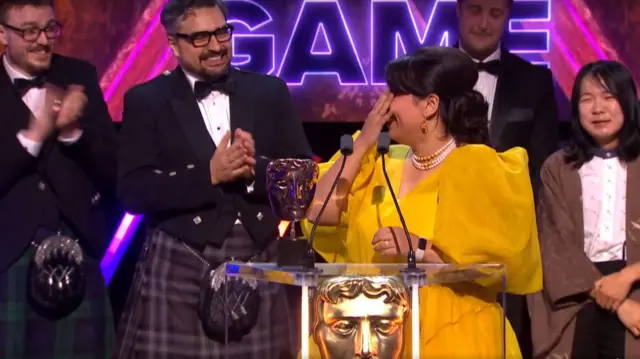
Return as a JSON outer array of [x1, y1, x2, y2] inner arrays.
[[27, 235, 86, 320], [198, 262, 261, 342]]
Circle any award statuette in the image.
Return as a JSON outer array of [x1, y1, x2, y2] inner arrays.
[[312, 276, 410, 359], [266, 158, 319, 267]]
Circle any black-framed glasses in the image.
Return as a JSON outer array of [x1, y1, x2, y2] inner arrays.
[[173, 23, 234, 48], [1, 21, 62, 42]]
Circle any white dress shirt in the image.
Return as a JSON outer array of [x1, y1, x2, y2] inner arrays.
[[3, 55, 82, 156], [459, 46, 501, 121], [182, 71, 254, 223], [579, 150, 627, 262]]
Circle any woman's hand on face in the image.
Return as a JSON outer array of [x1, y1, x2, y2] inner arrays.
[[356, 90, 394, 151]]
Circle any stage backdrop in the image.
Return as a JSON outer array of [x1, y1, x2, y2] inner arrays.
[[1, 0, 639, 320], [1, 0, 639, 123]]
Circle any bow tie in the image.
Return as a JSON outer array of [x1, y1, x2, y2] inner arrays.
[[476, 60, 501, 76], [13, 76, 46, 96], [194, 78, 234, 100]]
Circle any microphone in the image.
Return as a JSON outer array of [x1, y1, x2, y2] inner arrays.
[[377, 132, 418, 270], [306, 134, 354, 269]]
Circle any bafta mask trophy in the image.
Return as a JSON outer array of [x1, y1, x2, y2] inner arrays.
[[266, 158, 319, 268], [312, 276, 410, 359]]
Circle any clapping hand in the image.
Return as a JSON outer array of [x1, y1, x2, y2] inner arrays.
[[47, 84, 87, 138], [233, 128, 256, 181], [22, 83, 86, 142], [209, 129, 256, 185]]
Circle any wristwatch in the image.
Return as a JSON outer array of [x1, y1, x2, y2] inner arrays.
[[415, 237, 428, 261]]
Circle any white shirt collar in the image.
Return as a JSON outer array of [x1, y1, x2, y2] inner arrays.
[[182, 68, 232, 97], [2, 55, 34, 82], [458, 44, 501, 63], [182, 69, 201, 93]]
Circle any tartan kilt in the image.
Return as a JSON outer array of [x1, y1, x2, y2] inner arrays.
[[112, 226, 296, 359], [0, 246, 115, 359]]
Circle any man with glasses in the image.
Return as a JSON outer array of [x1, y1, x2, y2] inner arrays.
[[114, 0, 312, 358], [0, 0, 118, 358]]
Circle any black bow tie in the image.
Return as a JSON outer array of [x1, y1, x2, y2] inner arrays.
[[194, 78, 235, 100], [13, 76, 46, 96], [476, 60, 501, 76]]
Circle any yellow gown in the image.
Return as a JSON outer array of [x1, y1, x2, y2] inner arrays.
[[301, 133, 542, 358]]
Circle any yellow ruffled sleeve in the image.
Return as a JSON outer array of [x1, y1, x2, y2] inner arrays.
[[432, 145, 542, 294], [300, 131, 377, 263]]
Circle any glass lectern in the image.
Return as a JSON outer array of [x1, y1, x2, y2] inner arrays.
[[225, 263, 506, 359]]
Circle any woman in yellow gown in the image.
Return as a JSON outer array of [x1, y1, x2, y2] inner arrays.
[[301, 47, 542, 358]]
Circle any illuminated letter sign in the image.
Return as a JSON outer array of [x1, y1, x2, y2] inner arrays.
[[277, 0, 367, 86], [371, 0, 550, 84], [226, 0, 551, 86], [226, 0, 276, 74], [371, 0, 457, 85]]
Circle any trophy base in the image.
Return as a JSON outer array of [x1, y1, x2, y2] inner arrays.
[[276, 237, 310, 268]]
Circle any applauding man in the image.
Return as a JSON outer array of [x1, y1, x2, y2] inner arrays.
[[0, 0, 118, 358], [113, 0, 311, 358]]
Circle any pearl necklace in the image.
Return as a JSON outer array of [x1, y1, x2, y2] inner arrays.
[[411, 139, 456, 171]]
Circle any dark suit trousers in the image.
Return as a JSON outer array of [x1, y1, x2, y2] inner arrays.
[[571, 260, 627, 359]]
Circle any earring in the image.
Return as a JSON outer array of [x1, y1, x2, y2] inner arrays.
[[420, 121, 428, 134]]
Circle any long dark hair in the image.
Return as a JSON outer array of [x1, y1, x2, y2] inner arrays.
[[564, 60, 640, 168], [385, 46, 489, 145]]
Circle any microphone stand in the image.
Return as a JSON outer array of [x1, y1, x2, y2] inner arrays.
[[305, 135, 354, 270], [377, 133, 425, 359], [377, 132, 420, 272]]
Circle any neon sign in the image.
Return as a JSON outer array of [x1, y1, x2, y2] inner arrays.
[[226, 0, 551, 86]]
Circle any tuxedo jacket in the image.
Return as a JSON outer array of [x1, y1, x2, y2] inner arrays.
[[0, 54, 118, 272], [489, 50, 560, 194], [117, 67, 312, 250]]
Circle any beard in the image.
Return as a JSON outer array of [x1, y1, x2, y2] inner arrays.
[[199, 48, 231, 81]]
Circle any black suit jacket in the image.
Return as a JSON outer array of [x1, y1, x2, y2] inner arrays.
[[117, 67, 312, 250], [489, 50, 560, 194], [0, 54, 118, 272], [483, 50, 559, 358]]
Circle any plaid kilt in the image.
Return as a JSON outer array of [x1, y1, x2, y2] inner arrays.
[[113, 225, 296, 359], [0, 247, 115, 359]]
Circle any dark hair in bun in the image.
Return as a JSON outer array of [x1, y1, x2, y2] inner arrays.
[[385, 46, 490, 145]]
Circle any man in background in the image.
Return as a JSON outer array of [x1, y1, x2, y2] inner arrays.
[[113, 0, 312, 358], [0, 0, 118, 357], [456, 0, 560, 357]]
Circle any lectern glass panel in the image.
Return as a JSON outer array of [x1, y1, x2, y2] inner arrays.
[[224, 263, 507, 359]]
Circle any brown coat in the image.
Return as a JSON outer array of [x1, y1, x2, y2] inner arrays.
[[527, 149, 640, 358]]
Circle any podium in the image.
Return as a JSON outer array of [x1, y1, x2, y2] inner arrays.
[[225, 263, 507, 359]]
